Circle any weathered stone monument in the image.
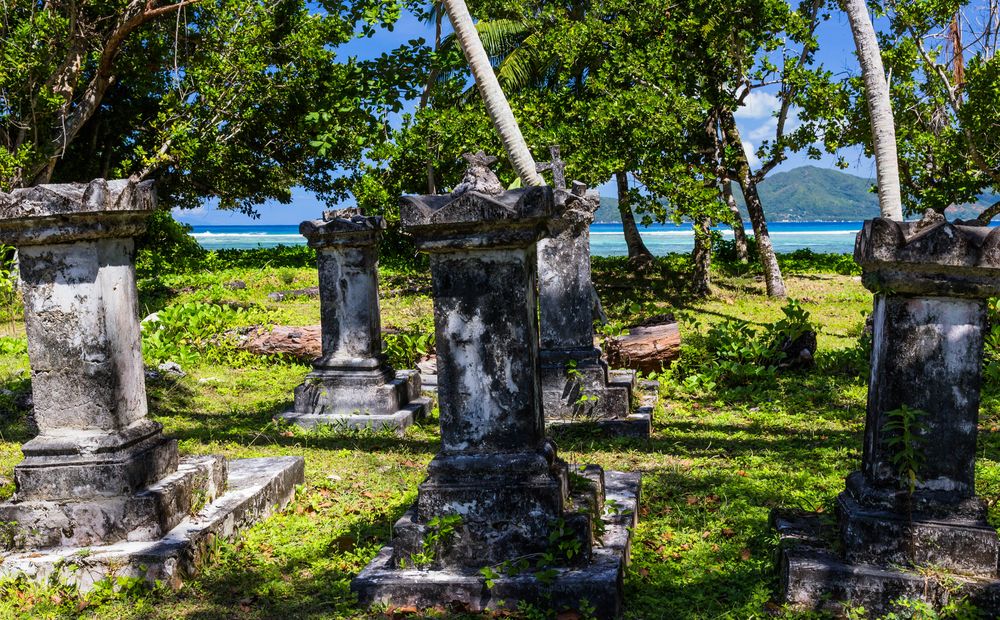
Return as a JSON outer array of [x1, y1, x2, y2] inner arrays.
[[352, 176, 640, 617], [0, 179, 303, 590], [775, 212, 1000, 615], [537, 177, 650, 436], [280, 208, 428, 432]]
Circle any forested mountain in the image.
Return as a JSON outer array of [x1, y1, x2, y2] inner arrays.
[[594, 166, 998, 222]]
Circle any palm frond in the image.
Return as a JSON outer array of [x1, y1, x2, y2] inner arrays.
[[439, 19, 531, 61]]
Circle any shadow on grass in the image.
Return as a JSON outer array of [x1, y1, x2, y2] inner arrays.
[[147, 377, 441, 455], [160, 495, 417, 620]]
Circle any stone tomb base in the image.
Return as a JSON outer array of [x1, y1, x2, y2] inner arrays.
[[0, 456, 303, 592], [353, 470, 640, 618], [280, 369, 429, 433], [773, 510, 1000, 617], [545, 369, 657, 438]]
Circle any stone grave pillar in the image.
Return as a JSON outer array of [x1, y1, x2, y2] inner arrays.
[[775, 211, 1000, 615], [352, 180, 641, 618], [0, 179, 302, 590], [537, 182, 650, 436], [280, 209, 427, 431]]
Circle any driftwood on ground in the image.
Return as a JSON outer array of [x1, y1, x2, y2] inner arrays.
[[237, 325, 322, 361], [605, 323, 682, 374]]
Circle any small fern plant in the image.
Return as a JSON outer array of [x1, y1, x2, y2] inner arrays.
[[883, 404, 926, 495]]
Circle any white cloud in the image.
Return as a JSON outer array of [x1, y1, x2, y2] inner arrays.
[[747, 118, 778, 141], [742, 140, 762, 169], [734, 91, 780, 120]]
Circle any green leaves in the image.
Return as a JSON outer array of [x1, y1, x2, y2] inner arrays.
[[883, 404, 927, 494]]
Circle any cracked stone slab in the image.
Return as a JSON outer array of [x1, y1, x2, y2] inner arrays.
[[0, 456, 304, 591]]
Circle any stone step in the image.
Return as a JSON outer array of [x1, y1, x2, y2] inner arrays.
[[0, 456, 304, 591], [0, 455, 227, 549]]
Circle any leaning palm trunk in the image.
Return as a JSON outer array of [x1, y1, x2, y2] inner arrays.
[[442, 0, 544, 186], [842, 0, 903, 221]]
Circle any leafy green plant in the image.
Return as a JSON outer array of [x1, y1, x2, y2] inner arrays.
[[383, 321, 434, 369], [141, 301, 274, 366], [276, 268, 297, 286], [767, 298, 812, 345], [883, 405, 927, 495], [668, 299, 816, 395], [402, 513, 462, 569]]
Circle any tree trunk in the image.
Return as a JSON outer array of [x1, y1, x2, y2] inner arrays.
[[421, 5, 443, 194], [442, 0, 543, 186], [692, 216, 712, 296], [722, 179, 748, 262], [721, 111, 786, 297], [615, 171, 653, 260], [842, 0, 903, 221]]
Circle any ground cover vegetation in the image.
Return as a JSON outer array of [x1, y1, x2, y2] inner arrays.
[[0, 243, 995, 618]]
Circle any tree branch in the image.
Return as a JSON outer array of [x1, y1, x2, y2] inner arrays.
[[976, 198, 1000, 225], [28, 0, 202, 185]]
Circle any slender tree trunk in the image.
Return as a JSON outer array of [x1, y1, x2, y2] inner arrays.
[[842, 0, 903, 221], [442, 0, 543, 186], [692, 216, 712, 296], [721, 111, 786, 297], [421, 5, 443, 194], [615, 171, 653, 261], [722, 179, 748, 262]]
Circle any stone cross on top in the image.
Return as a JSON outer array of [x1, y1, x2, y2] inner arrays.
[[536, 145, 567, 191]]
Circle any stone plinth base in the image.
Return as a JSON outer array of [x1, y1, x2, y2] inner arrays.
[[280, 369, 428, 433], [547, 374, 657, 438], [774, 510, 1000, 617], [353, 471, 639, 619], [0, 456, 304, 592], [0, 454, 226, 549], [540, 351, 655, 438]]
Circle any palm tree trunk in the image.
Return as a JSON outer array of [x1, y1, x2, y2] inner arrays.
[[692, 216, 712, 296], [442, 0, 543, 186], [615, 171, 653, 260], [721, 111, 786, 297], [842, 0, 903, 221], [722, 179, 748, 262]]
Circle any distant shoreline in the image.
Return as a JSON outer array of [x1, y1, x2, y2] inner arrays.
[[187, 221, 874, 256]]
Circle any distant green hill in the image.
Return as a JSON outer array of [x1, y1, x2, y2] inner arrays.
[[594, 165, 997, 223]]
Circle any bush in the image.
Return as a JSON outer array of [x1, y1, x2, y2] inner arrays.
[[141, 301, 275, 366], [384, 319, 435, 369], [667, 298, 816, 394], [135, 210, 207, 279]]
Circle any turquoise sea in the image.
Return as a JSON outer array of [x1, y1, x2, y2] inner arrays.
[[189, 221, 869, 255]]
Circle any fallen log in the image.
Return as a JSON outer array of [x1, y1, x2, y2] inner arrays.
[[237, 325, 322, 361], [604, 322, 682, 374]]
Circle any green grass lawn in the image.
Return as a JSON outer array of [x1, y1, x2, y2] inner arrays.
[[0, 254, 992, 619]]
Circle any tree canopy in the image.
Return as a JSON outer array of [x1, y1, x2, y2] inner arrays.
[[0, 0, 427, 215]]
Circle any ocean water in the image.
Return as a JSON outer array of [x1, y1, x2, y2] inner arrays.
[[189, 221, 868, 255]]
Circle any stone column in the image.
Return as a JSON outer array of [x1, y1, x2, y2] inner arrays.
[[537, 183, 648, 435], [776, 212, 1000, 615], [353, 184, 641, 618], [280, 208, 427, 432], [0, 180, 303, 589]]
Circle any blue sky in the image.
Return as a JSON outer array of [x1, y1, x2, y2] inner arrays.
[[176, 6, 874, 226]]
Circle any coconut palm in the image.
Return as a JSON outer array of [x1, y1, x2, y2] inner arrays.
[[842, 0, 903, 220], [441, 0, 544, 186]]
